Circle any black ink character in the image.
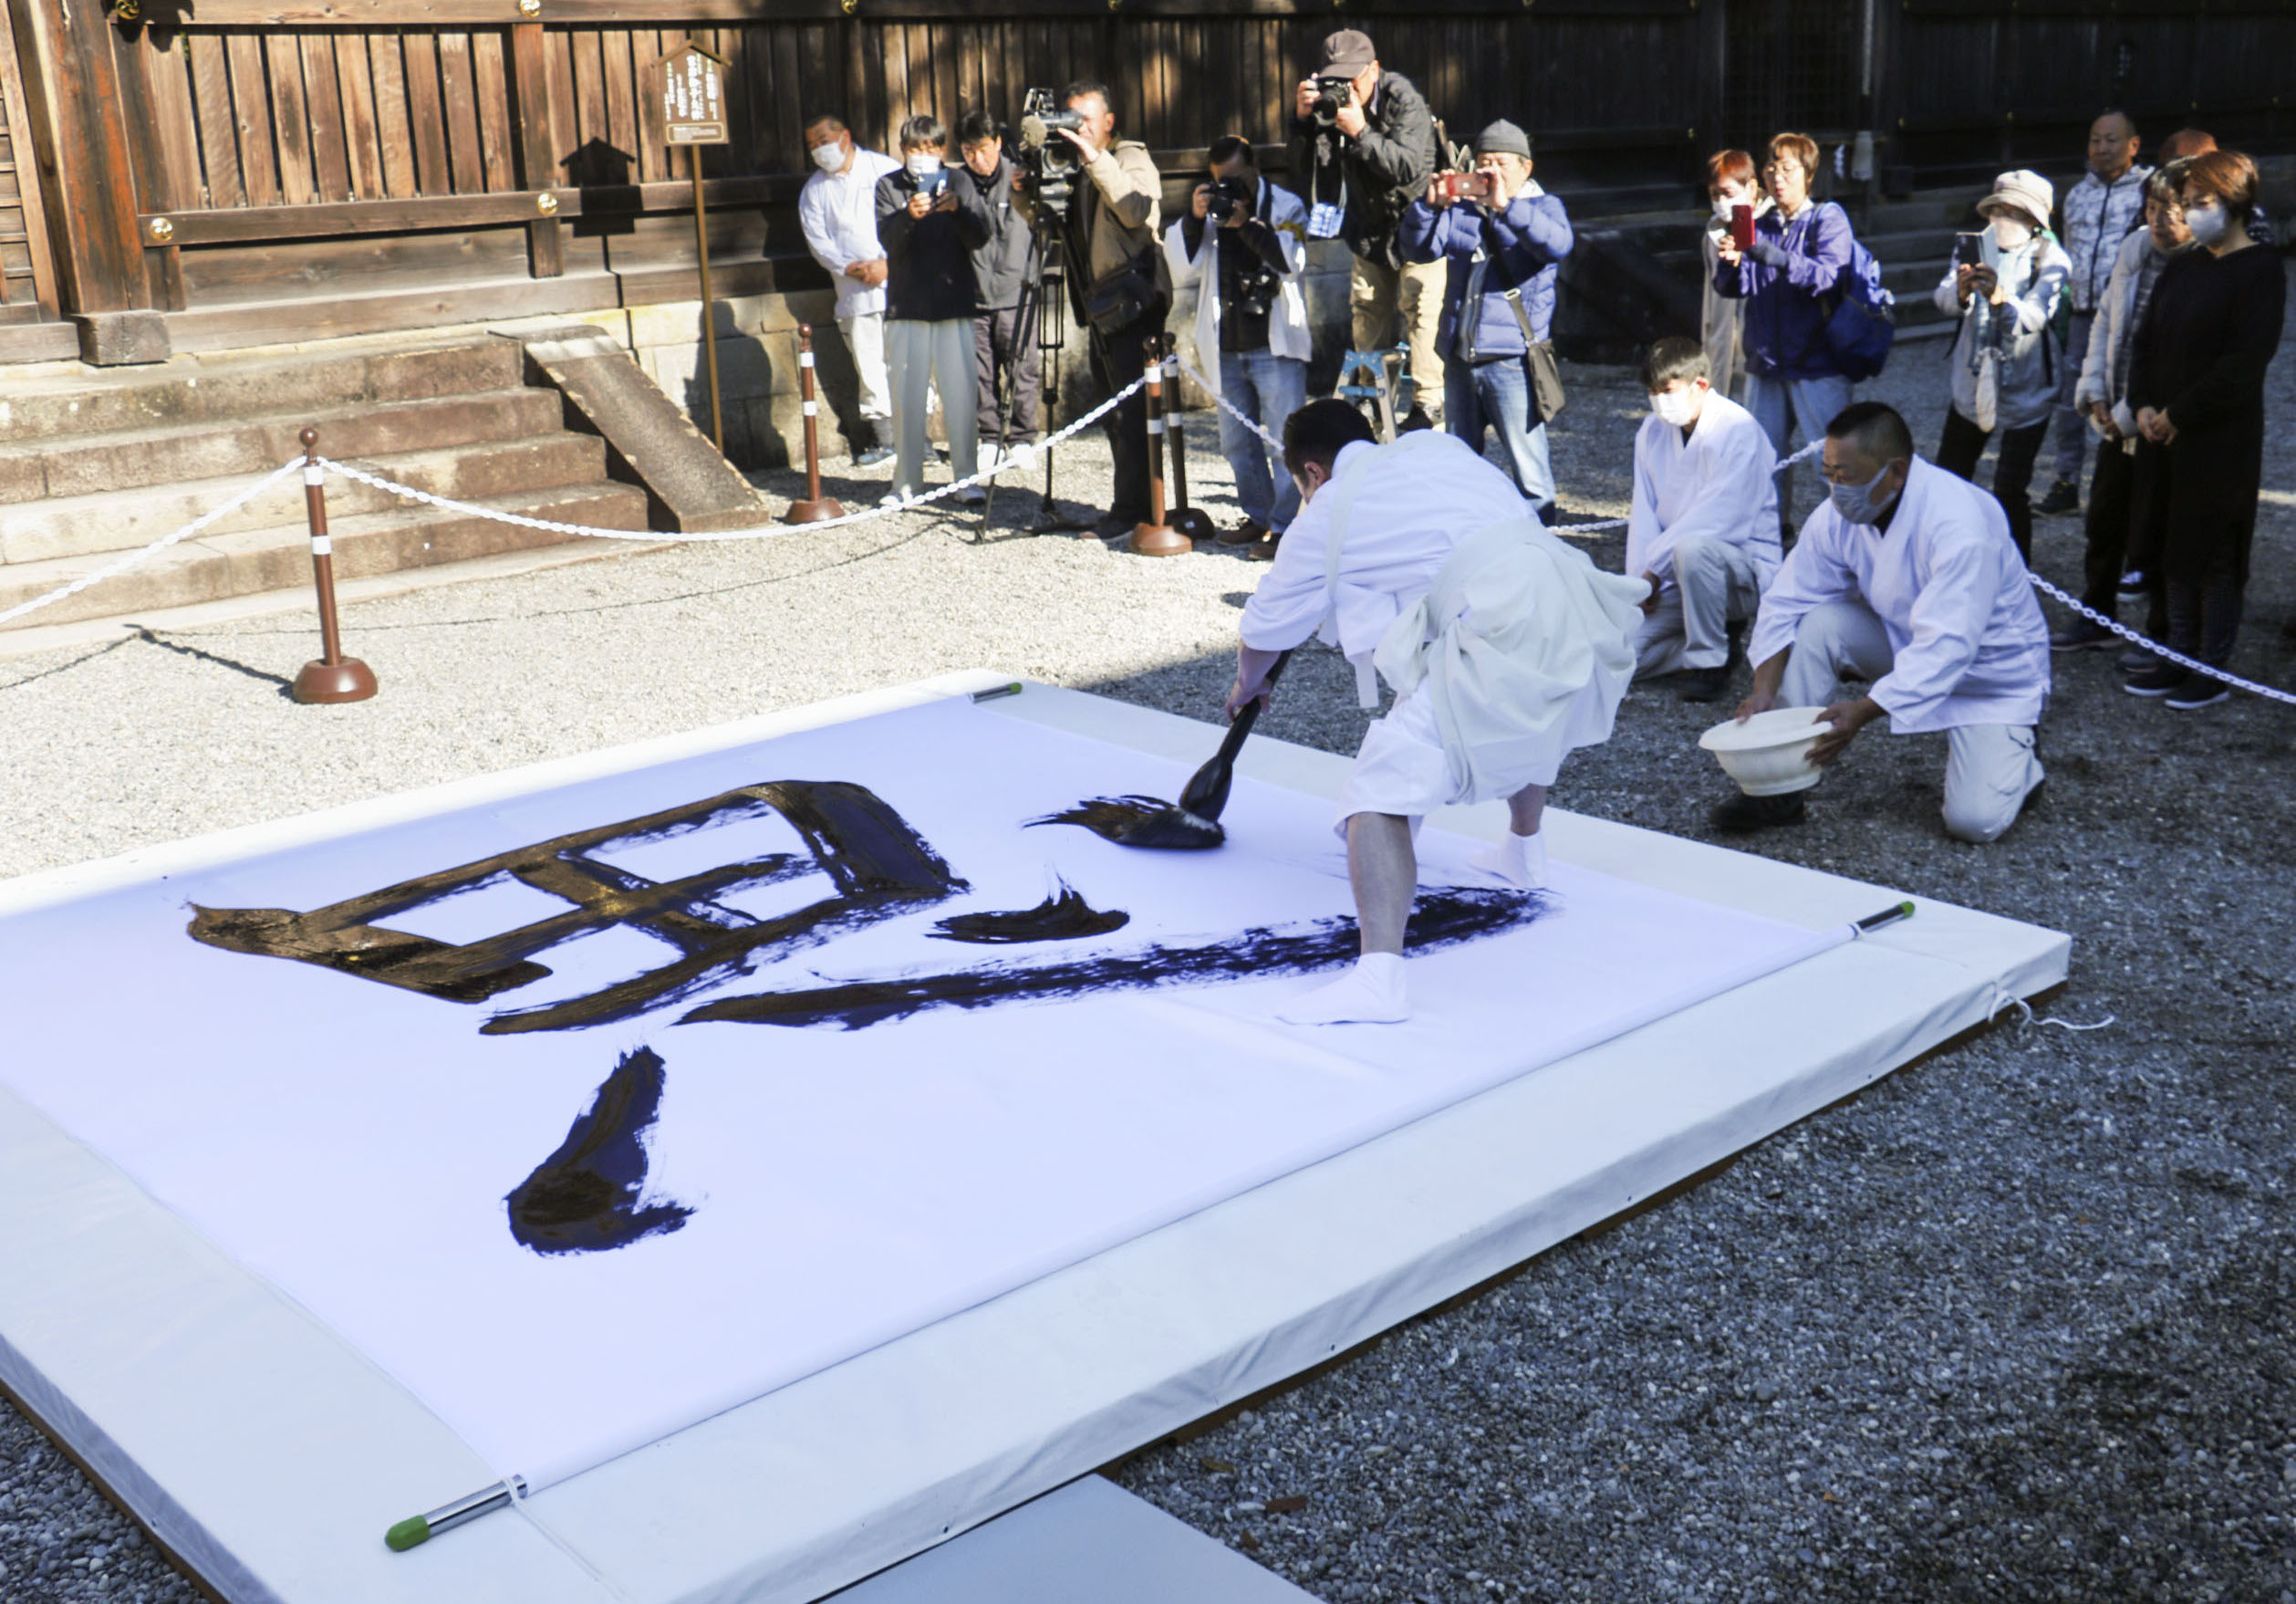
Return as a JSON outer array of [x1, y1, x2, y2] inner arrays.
[[506, 1047, 693, 1255]]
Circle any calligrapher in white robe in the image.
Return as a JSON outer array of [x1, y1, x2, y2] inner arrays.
[[1626, 391, 1782, 678], [1751, 456, 2052, 841], [1240, 430, 1647, 828]]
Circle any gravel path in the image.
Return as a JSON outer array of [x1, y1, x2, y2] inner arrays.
[[2, 266, 2291, 1602]]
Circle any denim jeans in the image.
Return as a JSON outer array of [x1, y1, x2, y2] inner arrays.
[[1444, 355, 1554, 511], [1744, 370, 1853, 537], [1216, 349, 1309, 531]]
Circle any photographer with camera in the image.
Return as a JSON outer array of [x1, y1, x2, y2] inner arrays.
[[1397, 120, 1574, 515], [1164, 137, 1313, 559], [1044, 81, 1165, 541], [1285, 30, 1443, 428], [958, 111, 1041, 472]]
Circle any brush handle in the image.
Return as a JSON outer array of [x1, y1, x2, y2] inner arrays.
[[1216, 649, 1289, 758], [1178, 651, 1290, 822]]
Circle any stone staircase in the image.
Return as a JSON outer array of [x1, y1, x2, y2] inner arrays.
[[0, 334, 652, 630]]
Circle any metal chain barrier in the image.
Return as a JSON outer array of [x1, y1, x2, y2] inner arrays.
[[321, 376, 1152, 544], [0, 458, 308, 627]]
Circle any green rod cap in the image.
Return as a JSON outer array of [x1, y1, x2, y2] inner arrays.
[[384, 1516, 431, 1552]]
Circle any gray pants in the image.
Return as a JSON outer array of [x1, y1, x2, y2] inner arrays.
[[1633, 534, 1765, 677], [2045, 307, 2095, 485], [974, 306, 1043, 445], [1780, 599, 2044, 844]]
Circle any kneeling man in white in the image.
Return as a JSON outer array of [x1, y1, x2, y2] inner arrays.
[[1626, 335, 1781, 703], [1714, 401, 2051, 844], [1231, 401, 1648, 1025]]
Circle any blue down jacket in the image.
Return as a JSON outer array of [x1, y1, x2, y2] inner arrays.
[[1397, 186, 1574, 358]]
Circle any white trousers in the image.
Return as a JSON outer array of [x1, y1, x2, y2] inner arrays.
[[1780, 599, 2043, 844], [1634, 534, 1766, 677], [838, 311, 892, 426], [887, 318, 979, 499]]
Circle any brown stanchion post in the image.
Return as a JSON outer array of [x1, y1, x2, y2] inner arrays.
[[691, 144, 724, 454], [290, 428, 378, 705], [784, 323, 846, 523], [1162, 340, 1215, 542], [1130, 335, 1190, 557]]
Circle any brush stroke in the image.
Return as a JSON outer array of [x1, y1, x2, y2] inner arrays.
[[682, 886, 1554, 1030], [930, 877, 1131, 943], [1026, 796, 1178, 844], [189, 779, 968, 1035], [505, 1047, 693, 1255]]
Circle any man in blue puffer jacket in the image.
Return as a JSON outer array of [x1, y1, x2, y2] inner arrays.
[[1712, 130, 1857, 535], [1398, 120, 1574, 514]]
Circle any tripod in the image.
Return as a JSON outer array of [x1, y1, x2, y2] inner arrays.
[[980, 217, 1088, 536]]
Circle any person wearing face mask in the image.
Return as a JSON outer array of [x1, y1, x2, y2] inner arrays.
[[2034, 109, 2151, 520], [1714, 402, 2052, 844], [1228, 401, 1646, 1024], [1930, 170, 2071, 563], [1397, 120, 1574, 514], [1699, 150, 1768, 401], [797, 112, 900, 468], [1626, 338, 1781, 703], [1713, 132, 1863, 543], [2122, 150, 2287, 709], [2058, 161, 2196, 655], [874, 113, 993, 507]]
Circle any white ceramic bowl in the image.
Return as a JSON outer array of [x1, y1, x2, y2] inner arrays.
[[1699, 707, 1830, 796]]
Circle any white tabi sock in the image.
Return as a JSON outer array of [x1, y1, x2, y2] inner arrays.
[[1467, 828, 1547, 890], [1275, 952, 1410, 1026]]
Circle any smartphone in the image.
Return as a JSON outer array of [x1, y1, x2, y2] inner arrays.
[[1432, 172, 1494, 203], [1730, 203, 1755, 254], [1954, 231, 1983, 269]]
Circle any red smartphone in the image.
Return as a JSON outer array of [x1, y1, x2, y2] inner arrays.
[[1730, 203, 1755, 254], [1433, 172, 1494, 203]]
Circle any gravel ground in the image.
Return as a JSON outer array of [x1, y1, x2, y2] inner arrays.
[[1, 266, 2291, 1601]]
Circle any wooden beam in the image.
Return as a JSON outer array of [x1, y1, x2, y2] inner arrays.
[[509, 20, 565, 278], [175, 0, 1696, 23], [8, 0, 151, 319], [0, 7, 61, 318]]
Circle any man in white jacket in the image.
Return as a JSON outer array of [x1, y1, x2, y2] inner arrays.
[[1165, 137, 1314, 557], [1231, 401, 1647, 1024], [1714, 401, 2051, 844], [799, 114, 901, 466], [1625, 336, 1781, 703]]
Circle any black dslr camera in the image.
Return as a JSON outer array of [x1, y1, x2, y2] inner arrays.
[[1310, 76, 1356, 130], [1204, 177, 1257, 224], [1017, 87, 1086, 219]]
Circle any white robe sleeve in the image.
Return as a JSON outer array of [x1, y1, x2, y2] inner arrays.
[[1648, 418, 1774, 580], [1239, 490, 1336, 652], [1866, 526, 2001, 727], [1625, 422, 1664, 583], [1748, 511, 1860, 670]]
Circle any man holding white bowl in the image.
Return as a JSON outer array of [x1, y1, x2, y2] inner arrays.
[[1713, 401, 2052, 844]]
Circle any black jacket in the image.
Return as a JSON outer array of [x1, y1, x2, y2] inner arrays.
[[875, 165, 992, 322], [968, 155, 1036, 311], [1284, 69, 1439, 270]]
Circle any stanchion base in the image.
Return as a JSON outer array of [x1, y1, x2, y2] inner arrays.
[[293, 658, 379, 705], [1130, 524, 1193, 557], [1169, 509, 1218, 542], [784, 498, 847, 524]]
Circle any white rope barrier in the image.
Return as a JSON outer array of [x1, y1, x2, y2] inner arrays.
[[322, 376, 1152, 545], [2023, 571, 2296, 706], [0, 458, 307, 627]]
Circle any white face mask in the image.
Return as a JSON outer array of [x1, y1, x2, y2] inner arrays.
[[905, 153, 943, 179], [1990, 214, 2034, 250], [809, 141, 847, 174], [1712, 195, 1739, 221], [1827, 463, 1898, 526], [1650, 387, 1701, 427], [2184, 199, 2231, 246]]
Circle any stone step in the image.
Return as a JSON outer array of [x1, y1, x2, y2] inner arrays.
[[0, 432, 614, 567], [0, 479, 649, 630], [0, 337, 525, 445], [0, 387, 566, 505]]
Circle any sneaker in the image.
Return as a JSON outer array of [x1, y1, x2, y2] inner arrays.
[[2165, 676, 2230, 711], [2117, 568, 2148, 596], [1244, 530, 1280, 563], [1219, 519, 1267, 548], [1709, 791, 1808, 833], [2115, 644, 2157, 675], [2034, 478, 2079, 516], [1089, 512, 1142, 541], [954, 484, 987, 507], [2123, 663, 2184, 697], [2051, 617, 2117, 651], [877, 490, 907, 510], [977, 443, 1005, 473], [1676, 664, 1731, 703], [854, 443, 895, 468]]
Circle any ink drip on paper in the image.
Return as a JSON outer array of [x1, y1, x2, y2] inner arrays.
[[506, 1047, 694, 1255]]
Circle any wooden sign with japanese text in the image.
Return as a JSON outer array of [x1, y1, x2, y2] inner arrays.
[[660, 45, 728, 146]]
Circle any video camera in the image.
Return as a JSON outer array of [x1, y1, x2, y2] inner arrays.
[[1204, 176, 1257, 224], [1016, 88, 1086, 220], [1309, 76, 1356, 130]]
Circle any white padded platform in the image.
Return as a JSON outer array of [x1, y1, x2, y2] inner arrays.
[[0, 672, 2068, 1604]]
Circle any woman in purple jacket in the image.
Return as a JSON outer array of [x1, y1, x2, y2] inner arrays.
[[1713, 131, 1857, 535]]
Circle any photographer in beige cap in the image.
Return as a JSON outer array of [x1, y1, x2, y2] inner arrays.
[[1284, 29, 1446, 428], [1929, 168, 2070, 562]]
